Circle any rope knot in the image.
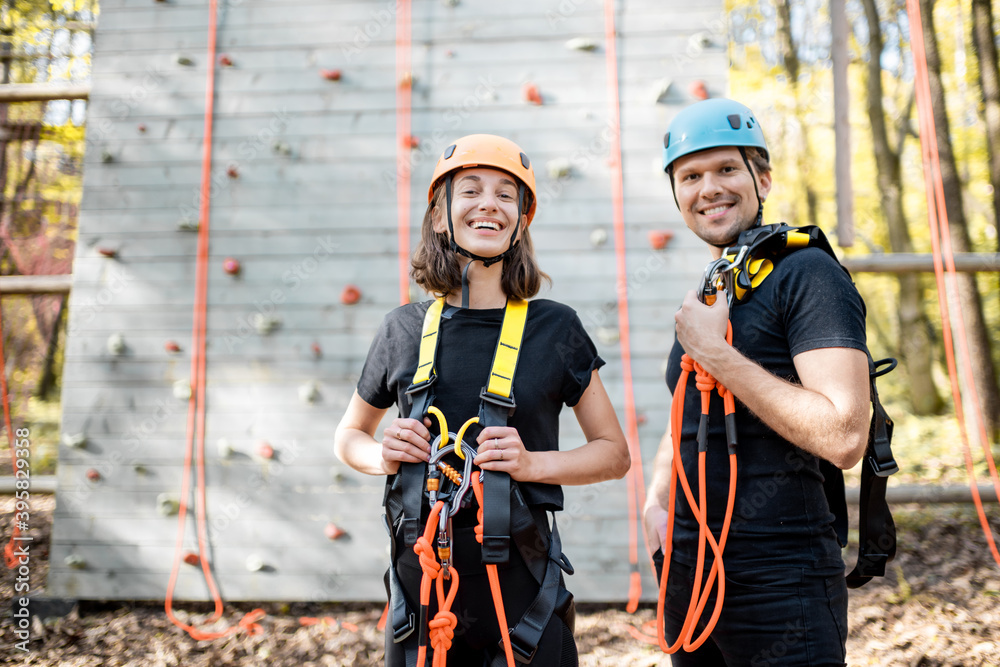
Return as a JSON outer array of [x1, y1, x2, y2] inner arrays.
[[429, 610, 458, 652], [415, 535, 441, 579], [679, 354, 695, 373]]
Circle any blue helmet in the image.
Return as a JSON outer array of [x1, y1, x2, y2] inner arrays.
[[662, 98, 768, 173]]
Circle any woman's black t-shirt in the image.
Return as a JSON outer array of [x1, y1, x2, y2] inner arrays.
[[358, 298, 604, 511]]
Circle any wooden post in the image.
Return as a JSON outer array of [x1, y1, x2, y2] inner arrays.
[[0, 274, 73, 295], [0, 83, 90, 102], [841, 252, 1000, 273], [831, 0, 854, 247]]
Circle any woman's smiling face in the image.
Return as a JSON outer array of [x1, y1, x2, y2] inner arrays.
[[433, 167, 525, 256]]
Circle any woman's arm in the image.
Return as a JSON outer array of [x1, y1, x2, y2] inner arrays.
[[334, 390, 433, 476], [473, 370, 631, 485]]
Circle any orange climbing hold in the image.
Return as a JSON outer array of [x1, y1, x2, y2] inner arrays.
[[183, 552, 201, 566], [164, 341, 181, 353], [324, 523, 347, 540], [218, 54, 234, 67], [522, 82, 543, 105], [340, 284, 361, 305], [222, 258, 241, 275], [648, 230, 675, 250], [689, 80, 709, 100], [320, 69, 342, 81]]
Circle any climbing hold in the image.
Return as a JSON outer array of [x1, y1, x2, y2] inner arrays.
[[176, 218, 199, 232], [444, 49, 455, 58], [690, 31, 713, 49], [636, 412, 648, 426], [183, 552, 201, 566], [173, 379, 192, 401], [546, 157, 571, 180], [320, 68, 342, 81], [100, 150, 114, 163], [218, 54, 234, 67], [256, 441, 275, 460], [107, 332, 126, 356], [134, 463, 148, 475], [250, 313, 281, 335], [590, 228, 609, 248], [86, 468, 102, 483], [226, 165, 239, 179], [565, 37, 599, 52], [651, 78, 674, 104], [340, 284, 361, 305], [402, 135, 420, 149], [97, 246, 118, 258], [324, 523, 347, 541], [245, 555, 265, 572], [330, 467, 346, 483], [522, 82, 543, 105], [272, 140, 292, 156], [442, 0, 459, 6], [217, 438, 233, 458], [65, 554, 87, 569], [648, 230, 675, 250], [399, 71, 413, 88], [223, 257, 241, 275], [596, 327, 620, 346], [137, 123, 147, 133], [311, 342, 322, 358], [299, 381, 321, 403], [175, 54, 195, 67], [164, 340, 181, 353], [157, 493, 180, 517], [63, 433, 87, 449], [689, 80, 709, 101]]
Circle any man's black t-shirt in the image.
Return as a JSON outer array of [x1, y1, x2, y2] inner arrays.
[[357, 298, 604, 511], [665, 247, 867, 572]]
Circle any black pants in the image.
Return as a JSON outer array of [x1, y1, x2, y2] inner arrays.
[[386, 521, 577, 667], [654, 548, 848, 667]]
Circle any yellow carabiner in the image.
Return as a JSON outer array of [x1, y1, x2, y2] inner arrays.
[[453, 417, 479, 460], [427, 406, 449, 451]]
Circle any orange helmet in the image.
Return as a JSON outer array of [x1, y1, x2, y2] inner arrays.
[[429, 134, 538, 224]]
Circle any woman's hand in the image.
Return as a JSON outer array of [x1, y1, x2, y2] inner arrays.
[[473, 427, 533, 482], [380, 417, 433, 473]]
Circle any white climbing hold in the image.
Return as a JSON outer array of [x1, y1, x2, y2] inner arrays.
[[157, 494, 180, 517], [299, 381, 321, 403], [250, 313, 281, 335], [652, 78, 674, 104], [596, 327, 620, 346], [173, 380, 192, 401], [176, 218, 199, 232], [245, 555, 265, 572], [65, 554, 87, 570], [217, 438, 234, 458], [107, 332, 126, 356], [546, 158, 572, 180], [63, 433, 87, 449], [589, 228, 609, 248], [565, 37, 598, 52]]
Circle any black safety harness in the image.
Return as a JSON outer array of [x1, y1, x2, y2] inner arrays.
[[716, 222, 899, 587]]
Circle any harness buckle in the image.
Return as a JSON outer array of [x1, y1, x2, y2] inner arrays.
[[508, 631, 538, 664], [868, 451, 898, 478], [479, 388, 517, 420]]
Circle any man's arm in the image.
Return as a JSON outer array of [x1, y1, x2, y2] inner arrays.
[[643, 427, 674, 555], [674, 289, 870, 470]]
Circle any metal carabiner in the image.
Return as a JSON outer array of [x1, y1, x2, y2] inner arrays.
[[428, 433, 479, 518], [698, 245, 748, 307]]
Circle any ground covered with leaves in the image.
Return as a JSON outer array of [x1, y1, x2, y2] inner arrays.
[[2, 495, 999, 666]]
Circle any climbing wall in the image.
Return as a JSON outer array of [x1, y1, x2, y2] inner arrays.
[[50, 0, 728, 601]]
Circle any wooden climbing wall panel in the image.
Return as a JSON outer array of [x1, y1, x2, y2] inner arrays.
[[50, 0, 728, 601]]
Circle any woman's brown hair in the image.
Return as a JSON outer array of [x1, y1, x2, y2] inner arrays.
[[410, 178, 550, 300]]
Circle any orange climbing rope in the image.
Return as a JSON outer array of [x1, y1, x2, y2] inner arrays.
[[395, 0, 413, 306], [163, 0, 265, 639], [471, 471, 516, 666], [907, 0, 1000, 568], [601, 0, 650, 613], [1, 293, 25, 568]]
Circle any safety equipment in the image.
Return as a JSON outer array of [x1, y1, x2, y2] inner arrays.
[[655, 223, 899, 654], [429, 135, 537, 270], [429, 134, 538, 222], [384, 297, 575, 666], [661, 98, 768, 174]]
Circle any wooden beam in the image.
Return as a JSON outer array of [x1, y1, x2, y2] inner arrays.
[[847, 484, 999, 504], [831, 0, 854, 247], [0, 83, 90, 103], [0, 274, 72, 295], [842, 252, 1000, 273]]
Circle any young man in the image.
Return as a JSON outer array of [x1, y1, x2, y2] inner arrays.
[[644, 98, 871, 666]]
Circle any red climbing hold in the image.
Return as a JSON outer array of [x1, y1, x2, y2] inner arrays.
[[164, 341, 181, 353], [227, 165, 239, 179], [137, 123, 147, 133], [403, 135, 420, 149], [86, 469, 102, 483], [325, 523, 347, 541], [648, 230, 675, 250], [311, 342, 323, 359], [97, 247, 118, 258], [219, 54, 234, 67], [522, 82, 543, 105], [183, 552, 201, 566], [320, 69, 342, 81], [340, 284, 361, 305], [223, 258, 241, 275], [257, 442, 275, 460], [689, 80, 709, 100]]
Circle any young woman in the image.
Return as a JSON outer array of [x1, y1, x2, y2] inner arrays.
[[335, 134, 630, 666]]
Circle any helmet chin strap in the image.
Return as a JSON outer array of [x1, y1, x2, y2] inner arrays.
[[708, 147, 764, 250], [444, 173, 525, 307]]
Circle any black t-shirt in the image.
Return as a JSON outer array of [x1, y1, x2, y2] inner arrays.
[[665, 247, 867, 572], [357, 298, 605, 511]]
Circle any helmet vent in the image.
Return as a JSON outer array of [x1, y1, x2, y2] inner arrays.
[[520, 152, 530, 169], [727, 114, 741, 130], [663, 132, 670, 148], [443, 144, 456, 159]]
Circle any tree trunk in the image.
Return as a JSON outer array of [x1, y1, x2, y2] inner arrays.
[[920, 0, 1000, 438], [775, 0, 818, 227], [861, 0, 942, 415]]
